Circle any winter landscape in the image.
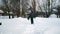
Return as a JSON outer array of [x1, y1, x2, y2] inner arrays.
[[0, 0, 60, 34]]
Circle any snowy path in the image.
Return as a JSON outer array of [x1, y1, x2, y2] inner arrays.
[[0, 17, 60, 34]]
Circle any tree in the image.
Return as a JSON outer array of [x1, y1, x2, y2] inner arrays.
[[2, 0, 20, 18], [31, 0, 38, 16]]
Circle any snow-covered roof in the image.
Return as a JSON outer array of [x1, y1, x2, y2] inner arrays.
[[0, 10, 4, 13]]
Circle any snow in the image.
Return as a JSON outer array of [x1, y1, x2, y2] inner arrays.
[[49, 14, 57, 18], [0, 16, 9, 19], [0, 17, 60, 34], [0, 10, 4, 13]]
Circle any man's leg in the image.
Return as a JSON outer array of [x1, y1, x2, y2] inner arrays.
[[28, 17, 29, 20], [0, 23, 2, 25], [31, 17, 33, 24], [27, 16, 30, 20]]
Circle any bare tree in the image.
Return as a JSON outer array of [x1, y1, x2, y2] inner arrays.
[[2, 0, 20, 18]]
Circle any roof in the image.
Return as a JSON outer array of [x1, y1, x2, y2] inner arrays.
[[0, 10, 4, 13]]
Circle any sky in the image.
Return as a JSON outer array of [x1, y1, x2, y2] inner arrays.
[[0, 0, 4, 7]]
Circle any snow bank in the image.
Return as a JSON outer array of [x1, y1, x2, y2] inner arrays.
[[49, 14, 57, 18]]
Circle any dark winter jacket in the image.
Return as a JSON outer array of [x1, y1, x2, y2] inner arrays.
[[28, 11, 35, 20]]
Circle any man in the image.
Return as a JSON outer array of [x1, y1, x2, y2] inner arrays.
[[28, 10, 36, 24]]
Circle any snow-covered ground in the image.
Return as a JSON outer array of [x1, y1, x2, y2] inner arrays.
[[0, 17, 60, 34]]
